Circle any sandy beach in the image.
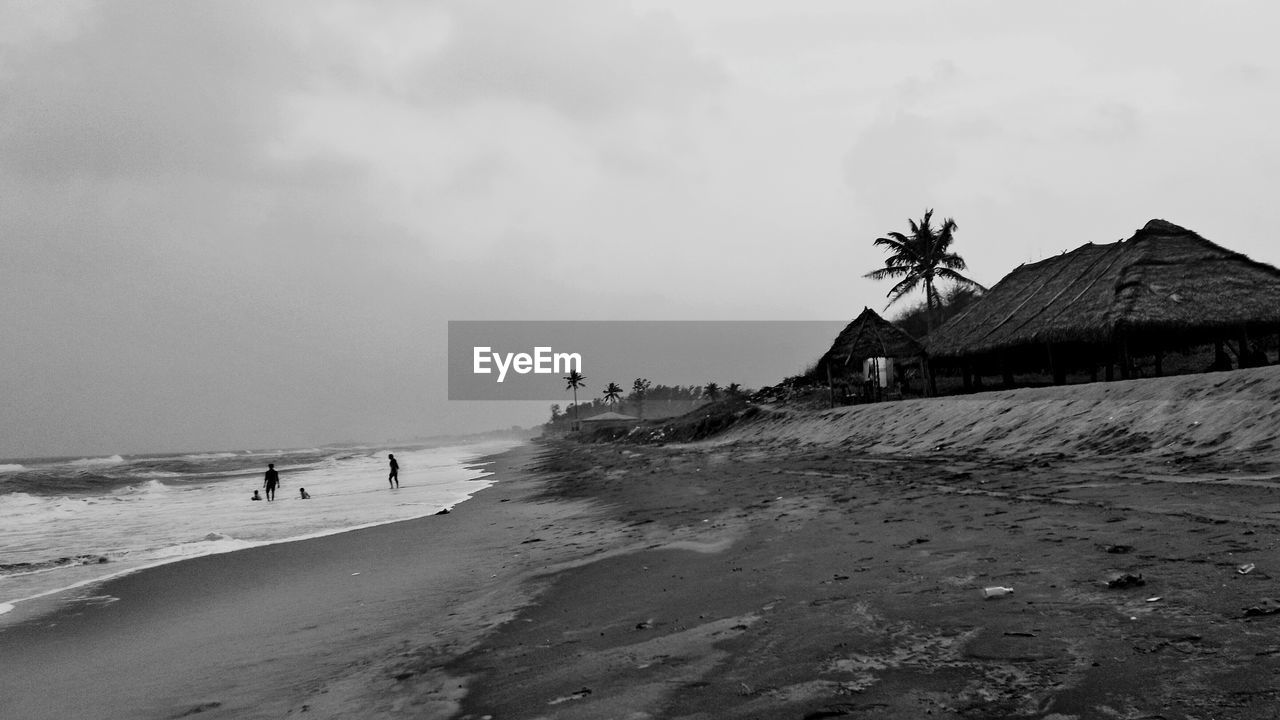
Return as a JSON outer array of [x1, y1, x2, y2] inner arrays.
[[6, 368, 1280, 719], [0, 447, 611, 720]]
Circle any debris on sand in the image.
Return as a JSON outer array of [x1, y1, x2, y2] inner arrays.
[[547, 687, 592, 705], [1238, 563, 1256, 575], [981, 586, 1014, 599], [1243, 599, 1280, 617], [1105, 573, 1146, 589]]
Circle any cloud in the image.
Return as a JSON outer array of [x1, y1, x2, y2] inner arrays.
[[414, 0, 726, 120]]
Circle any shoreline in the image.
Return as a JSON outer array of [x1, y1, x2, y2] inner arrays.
[[0, 441, 614, 720], [0, 443, 515, 626]]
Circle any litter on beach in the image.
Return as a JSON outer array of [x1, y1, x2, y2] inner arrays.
[[1105, 573, 1146, 589], [1238, 563, 1257, 575], [981, 586, 1014, 599]]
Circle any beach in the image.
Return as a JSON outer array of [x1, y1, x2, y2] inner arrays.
[[0, 445, 609, 720], [5, 368, 1280, 718]]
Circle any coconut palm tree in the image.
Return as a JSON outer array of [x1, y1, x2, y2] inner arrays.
[[865, 209, 984, 334], [602, 382, 624, 412], [703, 382, 720, 402], [564, 370, 586, 430]]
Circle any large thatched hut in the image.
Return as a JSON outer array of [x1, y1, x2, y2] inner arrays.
[[926, 219, 1280, 384], [816, 307, 927, 397]]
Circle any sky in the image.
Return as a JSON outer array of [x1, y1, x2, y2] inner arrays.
[[3, 1, 1278, 457]]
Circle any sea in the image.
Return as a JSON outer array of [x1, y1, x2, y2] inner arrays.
[[0, 438, 522, 621]]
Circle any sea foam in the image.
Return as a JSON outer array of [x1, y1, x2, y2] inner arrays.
[[69, 455, 126, 467]]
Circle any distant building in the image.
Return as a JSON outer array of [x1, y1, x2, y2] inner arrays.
[[578, 411, 642, 431], [926, 219, 1280, 384]]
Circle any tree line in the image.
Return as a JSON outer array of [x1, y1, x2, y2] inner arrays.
[[547, 378, 747, 426]]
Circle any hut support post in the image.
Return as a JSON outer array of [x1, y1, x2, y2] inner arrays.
[[1047, 344, 1066, 385], [962, 363, 973, 392], [1239, 328, 1252, 368], [1119, 339, 1132, 380], [926, 357, 937, 397], [917, 356, 931, 398], [825, 363, 835, 408]]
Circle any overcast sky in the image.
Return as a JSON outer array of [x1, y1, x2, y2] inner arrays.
[[3, 1, 1278, 457]]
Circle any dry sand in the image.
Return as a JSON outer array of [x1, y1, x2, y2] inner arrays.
[[5, 367, 1280, 719]]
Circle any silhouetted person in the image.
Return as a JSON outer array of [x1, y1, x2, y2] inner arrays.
[[263, 463, 280, 501], [251, 490, 262, 501], [388, 454, 399, 489], [299, 487, 311, 499]]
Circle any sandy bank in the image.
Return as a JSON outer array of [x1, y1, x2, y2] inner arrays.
[[726, 366, 1280, 466]]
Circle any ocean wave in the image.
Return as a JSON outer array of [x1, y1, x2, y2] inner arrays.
[[112, 479, 172, 496], [178, 452, 240, 461], [69, 454, 125, 467], [0, 464, 26, 473]]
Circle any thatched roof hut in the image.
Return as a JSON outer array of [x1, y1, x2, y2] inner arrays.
[[926, 219, 1280, 379], [817, 307, 924, 376]]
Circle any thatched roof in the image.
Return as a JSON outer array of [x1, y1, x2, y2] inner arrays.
[[817, 307, 924, 373], [580, 411, 639, 423], [927, 219, 1280, 358]]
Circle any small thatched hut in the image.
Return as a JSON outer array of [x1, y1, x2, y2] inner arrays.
[[816, 307, 927, 397], [926, 219, 1280, 383]]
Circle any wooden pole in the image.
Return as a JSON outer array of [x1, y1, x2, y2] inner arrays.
[[1047, 343, 1066, 385]]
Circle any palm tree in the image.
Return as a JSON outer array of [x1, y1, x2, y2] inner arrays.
[[726, 382, 742, 397], [703, 382, 720, 402], [865, 209, 984, 334], [564, 370, 586, 430], [602, 382, 623, 412]]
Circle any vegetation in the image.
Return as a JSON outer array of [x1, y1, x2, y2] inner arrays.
[[631, 378, 652, 419], [602, 382, 624, 412], [564, 370, 586, 429], [865, 209, 984, 335], [543, 380, 754, 428], [891, 285, 983, 340]]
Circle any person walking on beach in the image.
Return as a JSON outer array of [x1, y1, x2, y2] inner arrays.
[[263, 463, 280, 501], [388, 453, 399, 489]]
